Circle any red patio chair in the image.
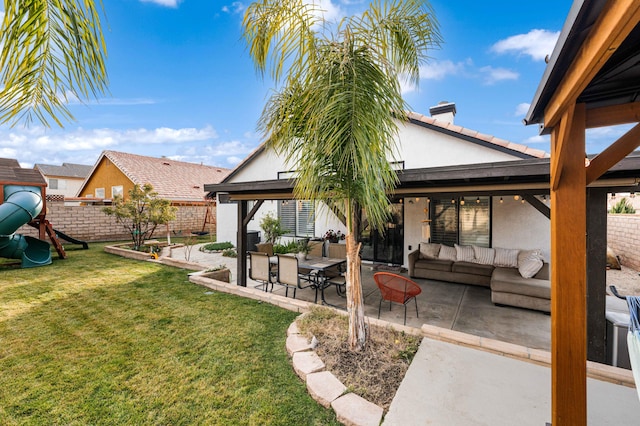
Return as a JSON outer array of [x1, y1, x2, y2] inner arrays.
[[373, 272, 422, 325]]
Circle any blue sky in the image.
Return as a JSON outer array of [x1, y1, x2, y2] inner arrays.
[[0, 0, 629, 169]]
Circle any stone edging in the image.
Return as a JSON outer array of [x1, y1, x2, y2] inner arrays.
[[286, 315, 384, 426]]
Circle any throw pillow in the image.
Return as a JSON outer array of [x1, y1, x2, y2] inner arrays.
[[518, 249, 542, 268], [454, 244, 475, 262], [419, 243, 441, 260], [438, 244, 457, 261], [518, 253, 544, 278], [494, 247, 519, 268], [472, 245, 495, 265]]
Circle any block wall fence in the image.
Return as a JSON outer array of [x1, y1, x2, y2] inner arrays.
[[17, 199, 217, 243], [607, 214, 640, 271]]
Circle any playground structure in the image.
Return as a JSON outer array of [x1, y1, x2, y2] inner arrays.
[[0, 158, 86, 268]]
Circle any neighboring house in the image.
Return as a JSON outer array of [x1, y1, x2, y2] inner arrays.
[[208, 102, 554, 267], [34, 162, 92, 198], [77, 150, 230, 203]]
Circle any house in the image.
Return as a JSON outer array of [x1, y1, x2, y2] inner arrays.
[[206, 101, 640, 289], [209, 102, 553, 267], [34, 162, 92, 198], [77, 150, 230, 203]]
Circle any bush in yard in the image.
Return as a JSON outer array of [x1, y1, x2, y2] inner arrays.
[[609, 197, 636, 214], [259, 212, 287, 244], [102, 184, 177, 250]]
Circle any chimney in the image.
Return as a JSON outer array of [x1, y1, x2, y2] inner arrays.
[[429, 101, 456, 124]]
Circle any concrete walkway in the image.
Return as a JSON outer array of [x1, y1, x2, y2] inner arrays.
[[384, 337, 640, 425]]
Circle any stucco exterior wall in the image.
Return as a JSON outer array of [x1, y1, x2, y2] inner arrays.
[[607, 214, 640, 271], [43, 177, 85, 198], [491, 196, 551, 262], [15, 200, 215, 243], [78, 157, 134, 199], [395, 121, 520, 169]]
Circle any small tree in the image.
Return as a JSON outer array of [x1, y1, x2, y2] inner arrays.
[[609, 197, 636, 214], [259, 212, 287, 244], [103, 184, 177, 250]]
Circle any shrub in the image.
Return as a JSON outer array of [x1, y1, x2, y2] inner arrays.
[[222, 248, 237, 258], [259, 212, 287, 244], [610, 197, 636, 214], [200, 241, 234, 251]]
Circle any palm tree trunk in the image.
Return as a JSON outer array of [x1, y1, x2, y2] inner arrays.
[[345, 233, 366, 351]]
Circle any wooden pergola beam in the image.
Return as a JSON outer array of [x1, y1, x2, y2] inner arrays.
[[586, 123, 640, 185], [544, 1, 640, 129], [586, 102, 640, 128], [550, 104, 575, 191]]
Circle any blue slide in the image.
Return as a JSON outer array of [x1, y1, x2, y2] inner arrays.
[[0, 185, 52, 267]]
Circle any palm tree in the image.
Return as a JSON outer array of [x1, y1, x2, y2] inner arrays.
[[243, 0, 441, 350], [0, 1, 108, 127]]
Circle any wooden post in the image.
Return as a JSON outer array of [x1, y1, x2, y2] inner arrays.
[[550, 103, 587, 425]]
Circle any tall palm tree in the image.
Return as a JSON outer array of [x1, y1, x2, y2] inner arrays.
[[0, 1, 108, 127], [244, 0, 441, 350]]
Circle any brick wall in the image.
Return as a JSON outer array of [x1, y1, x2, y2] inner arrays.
[[607, 214, 640, 271], [17, 200, 217, 243]]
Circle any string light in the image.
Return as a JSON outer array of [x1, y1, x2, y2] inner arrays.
[[460, 197, 465, 205], [514, 195, 520, 201], [476, 197, 480, 203], [499, 197, 503, 203]]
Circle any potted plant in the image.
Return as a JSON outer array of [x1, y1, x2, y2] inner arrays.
[[323, 229, 346, 244], [201, 265, 231, 283], [296, 238, 311, 260]]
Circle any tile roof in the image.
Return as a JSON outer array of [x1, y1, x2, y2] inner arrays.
[[34, 162, 93, 178], [406, 112, 549, 159], [0, 157, 47, 185], [87, 151, 231, 201]]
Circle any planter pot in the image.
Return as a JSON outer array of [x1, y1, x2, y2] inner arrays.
[[201, 269, 231, 283]]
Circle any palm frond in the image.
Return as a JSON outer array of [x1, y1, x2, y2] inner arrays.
[[0, 0, 109, 127]]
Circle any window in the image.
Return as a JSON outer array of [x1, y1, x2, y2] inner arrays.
[[430, 196, 491, 247], [112, 185, 123, 198], [95, 188, 105, 198], [278, 199, 315, 237], [48, 178, 67, 190]]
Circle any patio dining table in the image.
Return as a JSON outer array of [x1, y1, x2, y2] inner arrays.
[[297, 256, 347, 307]]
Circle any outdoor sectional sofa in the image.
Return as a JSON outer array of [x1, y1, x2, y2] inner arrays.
[[408, 243, 551, 313]]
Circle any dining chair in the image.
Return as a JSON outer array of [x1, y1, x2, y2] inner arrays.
[[373, 272, 422, 325], [249, 251, 276, 292], [307, 240, 324, 257], [277, 254, 319, 300]]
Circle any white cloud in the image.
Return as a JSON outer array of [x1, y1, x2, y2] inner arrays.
[[140, 0, 181, 7], [491, 29, 560, 61], [515, 103, 530, 116], [227, 156, 243, 165], [402, 59, 468, 93], [310, 0, 345, 22], [525, 134, 548, 145], [479, 66, 519, 85], [222, 2, 245, 14]]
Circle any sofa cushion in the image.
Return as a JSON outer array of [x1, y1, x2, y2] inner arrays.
[[452, 261, 494, 277], [491, 267, 550, 299], [455, 244, 475, 262], [439, 245, 457, 261], [494, 247, 519, 268], [472, 245, 495, 265], [414, 258, 453, 272], [518, 252, 544, 278], [518, 249, 542, 267], [419, 243, 441, 260]]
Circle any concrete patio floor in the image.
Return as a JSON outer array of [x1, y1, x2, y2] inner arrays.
[[180, 245, 550, 351]]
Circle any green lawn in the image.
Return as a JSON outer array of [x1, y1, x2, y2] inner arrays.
[[0, 242, 338, 425]]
